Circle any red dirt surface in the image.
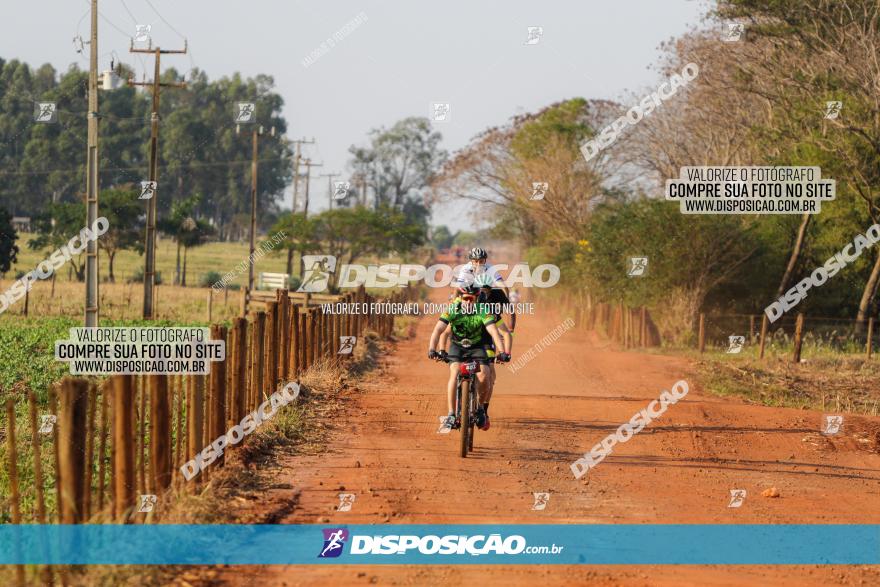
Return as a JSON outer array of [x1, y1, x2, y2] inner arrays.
[[206, 270, 880, 586]]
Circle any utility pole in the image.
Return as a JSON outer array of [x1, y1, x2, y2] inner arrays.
[[320, 172, 339, 210], [301, 159, 323, 217], [129, 39, 187, 320], [239, 124, 275, 316], [84, 0, 99, 328], [290, 138, 315, 213]]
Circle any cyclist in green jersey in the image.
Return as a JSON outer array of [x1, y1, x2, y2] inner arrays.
[[428, 283, 510, 430]]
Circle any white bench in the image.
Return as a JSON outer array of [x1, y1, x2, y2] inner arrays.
[[258, 272, 289, 290]]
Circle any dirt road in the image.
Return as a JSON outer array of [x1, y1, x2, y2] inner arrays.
[[212, 282, 880, 586]]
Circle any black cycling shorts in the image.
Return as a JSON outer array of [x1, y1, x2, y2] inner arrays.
[[447, 341, 492, 365]]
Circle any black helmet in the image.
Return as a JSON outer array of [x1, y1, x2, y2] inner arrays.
[[468, 247, 488, 261]]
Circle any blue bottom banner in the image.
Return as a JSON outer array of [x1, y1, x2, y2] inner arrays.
[[0, 524, 878, 565]]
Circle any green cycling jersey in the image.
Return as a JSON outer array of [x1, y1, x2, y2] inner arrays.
[[439, 301, 497, 347]]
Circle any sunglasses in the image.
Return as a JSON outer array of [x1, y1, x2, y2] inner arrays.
[[460, 294, 477, 302]]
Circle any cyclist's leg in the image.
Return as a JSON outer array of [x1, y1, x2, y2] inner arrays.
[[446, 342, 464, 414]]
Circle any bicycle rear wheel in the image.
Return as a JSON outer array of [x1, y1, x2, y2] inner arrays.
[[468, 380, 475, 452], [459, 379, 470, 458]]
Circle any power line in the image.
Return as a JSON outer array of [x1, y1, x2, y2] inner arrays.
[[0, 157, 288, 176], [144, 0, 187, 41]]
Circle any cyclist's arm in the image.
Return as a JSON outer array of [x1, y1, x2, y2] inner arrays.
[[497, 320, 513, 353], [428, 320, 448, 353], [485, 322, 507, 355], [438, 324, 452, 351]]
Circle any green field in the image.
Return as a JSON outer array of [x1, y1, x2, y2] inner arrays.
[[7, 232, 292, 288]]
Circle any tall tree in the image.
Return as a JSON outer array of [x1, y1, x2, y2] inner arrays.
[[0, 207, 19, 274]]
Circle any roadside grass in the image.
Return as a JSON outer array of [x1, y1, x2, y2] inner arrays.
[[639, 333, 880, 415], [0, 316, 201, 523]]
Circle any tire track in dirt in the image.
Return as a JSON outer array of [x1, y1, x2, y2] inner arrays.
[[209, 273, 880, 586]]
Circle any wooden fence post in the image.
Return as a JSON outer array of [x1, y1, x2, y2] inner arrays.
[[300, 311, 309, 371], [308, 309, 318, 368], [149, 375, 172, 493], [232, 317, 248, 422], [698, 313, 706, 353], [289, 305, 299, 377], [265, 301, 278, 392], [48, 385, 61, 521], [253, 312, 266, 407], [27, 391, 47, 522], [97, 387, 109, 511], [5, 399, 25, 587], [112, 375, 135, 520], [207, 288, 213, 322], [867, 316, 875, 359], [640, 307, 647, 347], [277, 289, 290, 380], [209, 325, 228, 467], [83, 382, 98, 519], [186, 375, 205, 484], [137, 376, 148, 495], [792, 313, 805, 363], [759, 314, 769, 359], [58, 377, 89, 523]]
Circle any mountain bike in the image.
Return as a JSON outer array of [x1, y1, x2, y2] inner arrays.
[[445, 357, 481, 458]]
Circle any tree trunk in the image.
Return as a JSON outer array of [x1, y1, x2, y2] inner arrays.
[[286, 248, 294, 276], [182, 246, 188, 287], [775, 213, 811, 298], [856, 250, 880, 331], [174, 239, 182, 286], [108, 251, 116, 283]]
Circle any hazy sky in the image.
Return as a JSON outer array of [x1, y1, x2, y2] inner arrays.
[[2, 0, 709, 231]]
